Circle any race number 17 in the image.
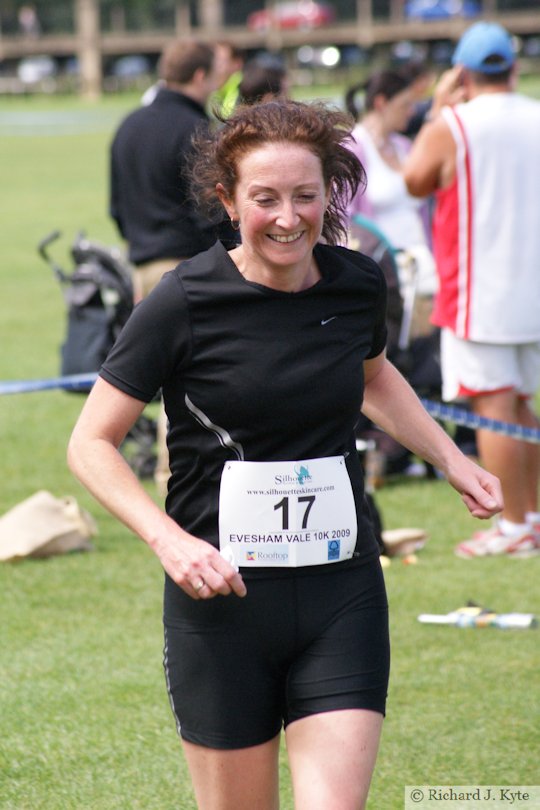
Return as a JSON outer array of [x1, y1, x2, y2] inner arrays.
[[274, 495, 315, 530]]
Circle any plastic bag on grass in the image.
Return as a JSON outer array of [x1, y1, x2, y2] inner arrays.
[[0, 490, 97, 561]]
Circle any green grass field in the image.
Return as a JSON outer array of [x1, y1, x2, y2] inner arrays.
[[0, 85, 539, 809]]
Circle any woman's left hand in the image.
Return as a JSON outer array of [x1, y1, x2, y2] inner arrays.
[[444, 455, 504, 520], [362, 356, 503, 521]]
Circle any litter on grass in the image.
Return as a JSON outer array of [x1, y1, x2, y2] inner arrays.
[[418, 601, 537, 629]]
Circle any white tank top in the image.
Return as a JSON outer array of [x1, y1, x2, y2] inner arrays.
[[352, 124, 427, 251], [433, 93, 540, 342]]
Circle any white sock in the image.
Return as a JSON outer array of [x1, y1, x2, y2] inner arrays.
[[525, 511, 540, 528], [498, 518, 529, 537]]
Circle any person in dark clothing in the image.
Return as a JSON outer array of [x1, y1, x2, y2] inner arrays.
[[109, 39, 236, 492], [110, 39, 233, 301], [70, 99, 502, 810]]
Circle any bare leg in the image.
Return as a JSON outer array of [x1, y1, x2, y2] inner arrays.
[[132, 256, 182, 494], [286, 709, 383, 810], [181, 734, 281, 810], [516, 399, 540, 513], [473, 391, 539, 522], [154, 402, 170, 497]]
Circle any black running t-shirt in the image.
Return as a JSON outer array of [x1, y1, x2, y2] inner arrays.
[[101, 241, 387, 567]]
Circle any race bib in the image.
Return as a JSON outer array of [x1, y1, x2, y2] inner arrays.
[[219, 456, 357, 567]]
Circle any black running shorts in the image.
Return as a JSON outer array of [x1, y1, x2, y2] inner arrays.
[[163, 558, 390, 750]]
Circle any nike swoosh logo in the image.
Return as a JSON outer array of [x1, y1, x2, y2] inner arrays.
[[321, 316, 337, 325]]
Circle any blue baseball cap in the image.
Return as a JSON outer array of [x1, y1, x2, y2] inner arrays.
[[452, 22, 515, 74]]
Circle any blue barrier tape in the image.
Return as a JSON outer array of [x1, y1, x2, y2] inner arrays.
[[0, 373, 97, 395], [1, 374, 539, 445], [420, 398, 540, 445]]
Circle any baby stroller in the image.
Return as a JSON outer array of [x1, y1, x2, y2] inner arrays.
[[38, 230, 157, 479], [38, 230, 134, 392]]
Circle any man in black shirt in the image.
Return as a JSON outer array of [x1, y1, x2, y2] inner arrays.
[[110, 40, 233, 490], [110, 40, 228, 299]]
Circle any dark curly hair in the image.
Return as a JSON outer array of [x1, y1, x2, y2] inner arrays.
[[345, 69, 411, 120], [190, 99, 366, 246]]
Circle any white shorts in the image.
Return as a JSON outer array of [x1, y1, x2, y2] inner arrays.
[[440, 329, 540, 402]]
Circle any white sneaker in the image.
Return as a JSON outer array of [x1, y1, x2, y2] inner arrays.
[[455, 526, 539, 559]]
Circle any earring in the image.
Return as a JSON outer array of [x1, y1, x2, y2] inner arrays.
[[230, 218, 240, 231]]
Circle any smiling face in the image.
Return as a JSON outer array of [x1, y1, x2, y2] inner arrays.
[[218, 142, 330, 291]]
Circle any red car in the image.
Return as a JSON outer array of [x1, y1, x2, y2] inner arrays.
[[247, 2, 336, 32]]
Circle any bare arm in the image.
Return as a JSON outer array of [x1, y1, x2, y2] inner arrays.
[[362, 354, 503, 519], [403, 118, 450, 197], [403, 65, 466, 197], [67, 378, 246, 599]]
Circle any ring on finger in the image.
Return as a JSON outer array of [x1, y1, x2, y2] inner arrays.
[[194, 579, 205, 592]]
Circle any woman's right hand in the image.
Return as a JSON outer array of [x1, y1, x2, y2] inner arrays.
[[149, 521, 247, 600], [68, 379, 246, 602]]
